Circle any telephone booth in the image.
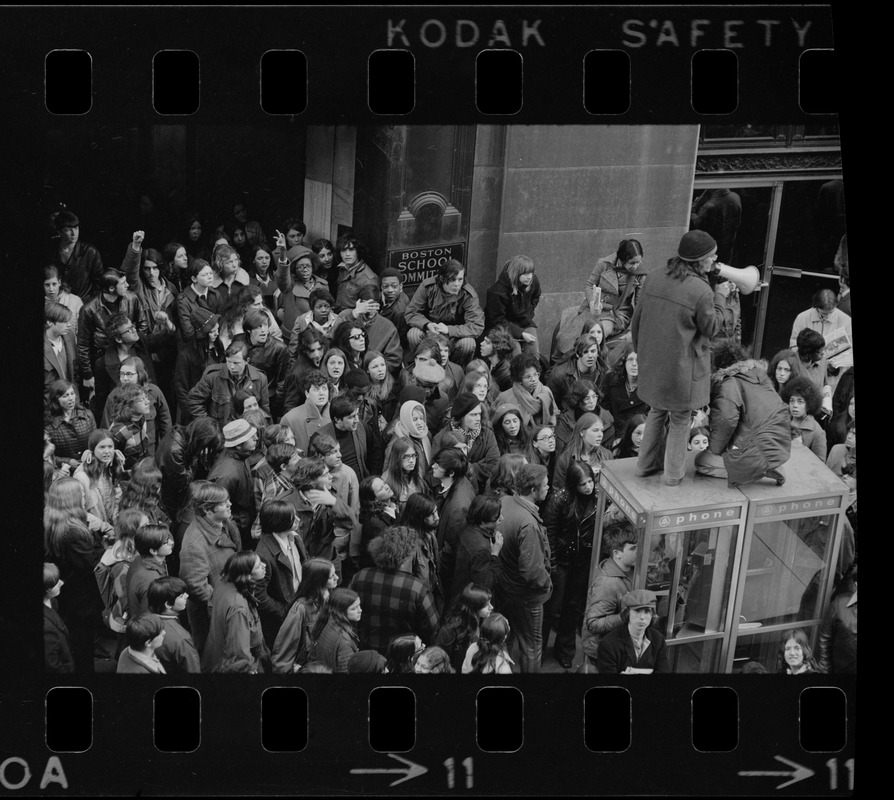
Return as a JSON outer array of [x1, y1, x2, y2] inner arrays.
[[725, 445, 848, 673], [590, 446, 849, 673]]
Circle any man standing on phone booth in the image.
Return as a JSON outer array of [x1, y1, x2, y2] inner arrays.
[[631, 231, 727, 486]]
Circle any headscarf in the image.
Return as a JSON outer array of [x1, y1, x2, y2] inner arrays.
[[394, 400, 432, 465]]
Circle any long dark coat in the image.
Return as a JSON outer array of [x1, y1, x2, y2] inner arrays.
[[631, 262, 722, 411]]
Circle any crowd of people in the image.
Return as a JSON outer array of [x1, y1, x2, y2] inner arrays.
[[42, 203, 856, 675]]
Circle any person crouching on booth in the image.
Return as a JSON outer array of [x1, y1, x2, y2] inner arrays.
[[694, 340, 790, 488]]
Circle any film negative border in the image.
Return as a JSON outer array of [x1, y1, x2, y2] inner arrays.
[[1, 3, 855, 797]]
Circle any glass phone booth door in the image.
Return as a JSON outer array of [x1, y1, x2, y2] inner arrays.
[[596, 457, 749, 673], [725, 446, 848, 673]]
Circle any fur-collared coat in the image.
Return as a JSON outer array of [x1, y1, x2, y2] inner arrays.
[[707, 358, 791, 485]]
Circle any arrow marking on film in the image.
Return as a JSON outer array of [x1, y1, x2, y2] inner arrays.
[[739, 755, 814, 789], [350, 753, 428, 787]]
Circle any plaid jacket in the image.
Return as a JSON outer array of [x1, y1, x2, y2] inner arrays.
[[349, 567, 439, 654], [45, 408, 97, 464]]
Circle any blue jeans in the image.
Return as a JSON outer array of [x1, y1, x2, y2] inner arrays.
[[636, 407, 692, 483]]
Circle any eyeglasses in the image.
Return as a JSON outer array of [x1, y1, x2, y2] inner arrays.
[[536, 434, 556, 442], [119, 370, 138, 377], [402, 453, 418, 460], [349, 333, 365, 341]]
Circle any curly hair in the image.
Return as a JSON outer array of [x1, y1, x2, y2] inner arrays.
[[484, 326, 515, 360], [109, 383, 147, 424], [368, 525, 418, 570], [780, 376, 823, 416], [711, 338, 749, 372], [118, 457, 163, 519], [509, 351, 541, 384]]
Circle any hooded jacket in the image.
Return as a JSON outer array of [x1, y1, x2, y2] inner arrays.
[[707, 358, 791, 485]]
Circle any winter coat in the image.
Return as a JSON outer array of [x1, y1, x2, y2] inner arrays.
[[281, 400, 331, 455], [207, 450, 256, 534], [176, 286, 222, 345], [44, 331, 79, 399], [246, 337, 290, 409], [44, 605, 75, 673], [51, 527, 105, 624], [178, 514, 241, 604], [547, 358, 602, 412], [50, 240, 104, 301], [485, 269, 541, 338], [817, 591, 857, 674], [125, 555, 168, 618], [335, 310, 403, 374], [334, 260, 379, 312], [277, 487, 353, 564], [121, 243, 180, 355], [580, 255, 644, 335], [431, 426, 500, 494], [312, 621, 359, 673], [77, 293, 149, 380], [116, 648, 166, 674], [379, 291, 410, 343], [596, 624, 670, 674], [707, 359, 791, 485], [277, 263, 330, 345], [451, 524, 500, 602], [155, 427, 191, 520], [155, 614, 201, 674], [202, 580, 266, 673], [631, 262, 725, 411], [271, 597, 322, 673], [45, 408, 97, 466], [542, 488, 597, 568], [581, 557, 633, 662], [254, 534, 308, 646], [792, 415, 827, 462], [185, 363, 270, 427], [497, 494, 552, 606], [101, 381, 171, 457], [405, 276, 485, 340]]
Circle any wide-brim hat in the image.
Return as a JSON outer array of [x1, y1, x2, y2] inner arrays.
[[413, 361, 445, 385], [223, 418, 255, 448]]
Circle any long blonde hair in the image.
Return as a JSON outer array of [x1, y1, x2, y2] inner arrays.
[[44, 478, 92, 559]]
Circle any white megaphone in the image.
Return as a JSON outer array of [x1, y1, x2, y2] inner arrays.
[[715, 263, 761, 295]]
